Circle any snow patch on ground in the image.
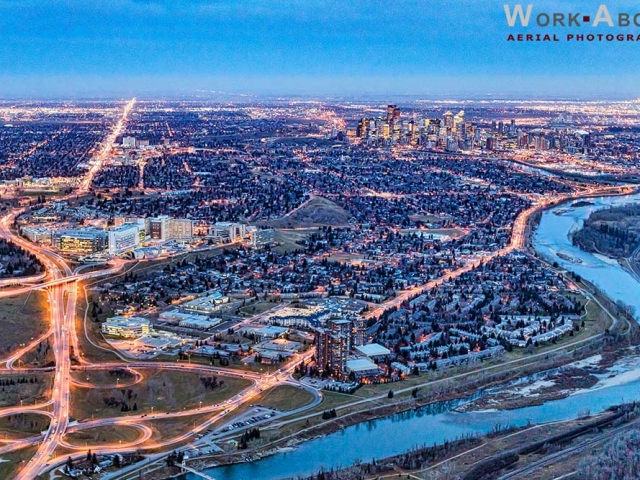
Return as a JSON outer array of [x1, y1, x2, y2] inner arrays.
[[567, 354, 602, 370], [503, 379, 556, 397]]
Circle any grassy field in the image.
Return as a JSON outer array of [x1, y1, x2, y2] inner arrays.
[[409, 213, 454, 224], [272, 229, 317, 254], [0, 373, 52, 408], [0, 446, 38, 479], [0, 412, 50, 439], [258, 196, 351, 229], [75, 286, 124, 364], [238, 300, 282, 316], [0, 291, 48, 357], [253, 385, 315, 412], [70, 369, 251, 421], [64, 425, 142, 447], [16, 339, 55, 369], [324, 252, 369, 263], [145, 413, 213, 444], [70, 368, 138, 388]]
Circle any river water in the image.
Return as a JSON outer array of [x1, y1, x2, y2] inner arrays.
[[186, 193, 640, 480]]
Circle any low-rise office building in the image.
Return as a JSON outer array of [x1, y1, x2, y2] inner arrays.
[[101, 316, 151, 338]]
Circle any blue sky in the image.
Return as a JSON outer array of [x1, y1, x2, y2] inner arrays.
[[1, 0, 639, 98]]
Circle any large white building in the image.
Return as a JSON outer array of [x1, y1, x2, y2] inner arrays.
[[22, 226, 53, 245], [108, 223, 140, 255], [247, 226, 274, 248], [211, 222, 246, 243], [122, 136, 136, 148], [181, 292, 229, 314], [168, 218, 194, 240]]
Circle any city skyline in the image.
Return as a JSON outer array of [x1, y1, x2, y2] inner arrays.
[[2, 0, 640, 98]]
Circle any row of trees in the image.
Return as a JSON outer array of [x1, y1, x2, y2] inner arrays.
[[0, 376, 38, 386], [321, 409, 338, 420], [237, 427, 261, 449]]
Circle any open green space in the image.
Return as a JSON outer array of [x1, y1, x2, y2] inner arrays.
[[0, 373, 53, 408], [0, 291, 48, 357], [64, 425, 142, 447], [239, 299, 282, 316], [146, 413, 212, 444], [15, 339, 55, 369], [253, 385, 315, 412], [70, 368, 139, 388], [70, 369, 251, 421], [0, 412, 50, 439], [0, 446, 38, 479], [258, 196, 351, 229], [272, 228, 317, 254]]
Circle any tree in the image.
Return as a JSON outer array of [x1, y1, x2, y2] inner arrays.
[[387, 390, 394, 399]]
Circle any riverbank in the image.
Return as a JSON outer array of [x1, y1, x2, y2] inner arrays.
[[456, 348, 639, 413], [184, 336, 623, 473], [572, 203, 640, 260]]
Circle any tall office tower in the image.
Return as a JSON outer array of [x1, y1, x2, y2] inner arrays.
[[443, 111, 454, 129], [491, 120, 497, 132], [454, 110, 465, 126], [409, 120, 417, 138], [428, 118, 441, 134], [456, 122, 466, 140], [356, 118, 370, 138], [498, 121, 504, 134], [386, 105, 396, 124], [518, 132, 528, 147], [534, 135, 548, 151], [392, 107, 401, 123], [510, 119, 516, 133]]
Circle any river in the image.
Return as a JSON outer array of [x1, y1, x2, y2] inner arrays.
[[185, 192, 640, 480]]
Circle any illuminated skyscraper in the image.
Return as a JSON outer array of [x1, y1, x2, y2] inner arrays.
[[356, 118, 370, 138], [443, 111, 454, 129], [386, 104, 396, 124], [392, 106, 401, 123]]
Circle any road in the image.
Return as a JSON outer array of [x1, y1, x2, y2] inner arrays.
[[0, 99, 135, 479]]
